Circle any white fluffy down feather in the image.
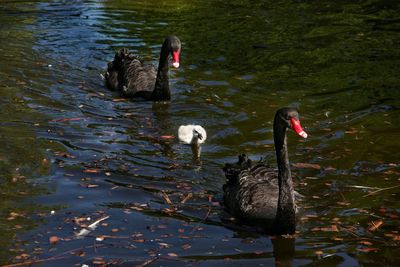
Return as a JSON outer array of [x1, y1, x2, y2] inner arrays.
[[178, 125, 207, 145]]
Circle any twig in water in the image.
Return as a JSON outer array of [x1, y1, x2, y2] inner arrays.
[[161, 191, 174, 206], [180, 193, 193, 204], [346, 185, 380, 190], [363, 184, 400, 197], [3, 256, 66, 267], [190, 206, 212, 234], [136, 256, 159, 267]]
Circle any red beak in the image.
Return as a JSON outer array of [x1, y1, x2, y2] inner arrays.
[[172, 50, 180, 68], [290, 118, 308, 138]]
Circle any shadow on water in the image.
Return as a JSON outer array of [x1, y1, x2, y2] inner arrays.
[[1, 0, 400, 266]]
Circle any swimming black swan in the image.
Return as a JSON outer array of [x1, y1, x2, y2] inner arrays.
[[105, 35, 181, 101], [178, 125, 207, 158], [223, 108, 308, 234]]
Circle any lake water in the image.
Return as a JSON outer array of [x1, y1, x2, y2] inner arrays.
[[1, 0, 400, 266]]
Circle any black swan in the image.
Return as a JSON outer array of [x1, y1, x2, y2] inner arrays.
[[105, 35, 181, 101], [223, 108, 308, 234]]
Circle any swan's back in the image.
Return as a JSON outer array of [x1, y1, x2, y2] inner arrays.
[[223, 154, 279, 227], [105, 48, 156, 98]]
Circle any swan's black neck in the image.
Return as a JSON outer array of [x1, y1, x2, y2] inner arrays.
[[272, 118, 296, 234], [151, 38, 171, 101]]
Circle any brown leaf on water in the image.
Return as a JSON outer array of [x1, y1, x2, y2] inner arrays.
[[49, 236, 60, 245], [7, 212, 21, 220], [73, 250, 86, 257], [51, 117, 84, 123], [336, 201, 351, 206], [311, 225, 338, 232], [168, 253, 178, 257], [112, 98, 126, 102], [332, 236, 344, 241], [359, 240, 373, 246], [345, 128, 358, 134], [331, 225, 339, 232], [392, 235, 400, 241], [325, 166, 336, 171], [92, 259, 106, 265], [292, 163, 321, 170], [357, 247, 378, 253], [83, 169, 101, 173], [54, 151, 76, 158], [181, 244, 191, 250], [158, 242, 171, 249], [160, 135, 175, 139], [314, 250, 323, 255], [368, 220, 383, 231]]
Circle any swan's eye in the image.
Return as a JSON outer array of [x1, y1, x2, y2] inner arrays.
[[290, 117, 308, 138]]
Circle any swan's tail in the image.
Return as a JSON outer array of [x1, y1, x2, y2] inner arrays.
[[223, 154, 252, 182]]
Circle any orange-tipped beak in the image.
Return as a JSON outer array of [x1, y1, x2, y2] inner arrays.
[[290, 118, 308, 138]]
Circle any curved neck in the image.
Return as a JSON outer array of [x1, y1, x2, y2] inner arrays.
[[273, 120, 296, 234], [151, 39, 171, 101]]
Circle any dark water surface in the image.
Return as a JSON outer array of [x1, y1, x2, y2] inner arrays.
[[1, 0, 400, 266]]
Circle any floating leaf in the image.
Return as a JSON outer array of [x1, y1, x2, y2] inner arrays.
[[112, 98, 126, 102], [161, 135, 175, 139], [158, 242, 171, 248], [83, 169, 101, 173], [368, 220, 383, 231], [181, 244, 191, 250], [51, 117, 84, 123], [359, 240, 373, 246], [49, 236, 60, 245], [292, 163, 321, 170], [168, 253, 178, 257], [357, 247, 378, 252], [345, 128, 358, 134], [54, 152, 76, 158]]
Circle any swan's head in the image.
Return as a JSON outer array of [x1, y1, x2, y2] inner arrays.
[[178, 125, 207, 145], [167, 35, 181, 68], [193, 129, 203, 141], [276, 108, 308, 138]]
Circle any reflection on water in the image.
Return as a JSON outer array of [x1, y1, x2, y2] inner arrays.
[[1, 0, 400, 265]]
